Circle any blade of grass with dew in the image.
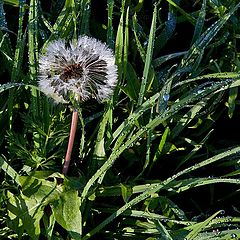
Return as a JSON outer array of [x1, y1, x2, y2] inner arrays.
[[179, 2, 240, 74], [132, 13, 145, 61], [78, 109, 85, 158], [123, 7, 129, 81], [7, 0, 26, 130], [82, 145, 240, 239], [153, 51, 187, 68], [137, 4, 157, 106], [78, 0, 91, 35], [3, 0, 19, 6], [0, 1, 13, 65], [0, 156, 20, 185], [28, 0, 42, 152], [154, 220, 174, 240], [165, 0, 196, 25], [228, 86, 238, 118], [194, 229, 240, 240], [10, 0, 26, 83], [191, 0, 206, 45], [154, 0, 177, 56], [119, 209, 193, 226], [173, 72, 240, 88], [115, 0, 125, 84], [90, 105, 111, 176], [28, 0, 38, 85], [168, 177, 240, 194], [107, 0, 114, 48], [184, 216, 240, 231], [185, 210, 223, 240]]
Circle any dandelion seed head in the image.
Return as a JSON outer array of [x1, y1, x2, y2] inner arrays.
[[38, 36, 118, 104]]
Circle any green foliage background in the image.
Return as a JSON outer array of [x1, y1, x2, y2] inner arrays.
[[1, 0, 240, 239]]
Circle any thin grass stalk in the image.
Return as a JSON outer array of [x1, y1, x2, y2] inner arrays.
[[62, 110, 78, 175]]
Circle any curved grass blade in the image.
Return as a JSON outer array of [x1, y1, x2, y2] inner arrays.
[[168, 177, 240, 194], [173, 72, 240, 88]]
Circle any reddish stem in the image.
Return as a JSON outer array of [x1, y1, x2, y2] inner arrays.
[[62, 110, 78, 175]]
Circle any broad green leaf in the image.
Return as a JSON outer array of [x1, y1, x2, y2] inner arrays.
[[52, 189, 82, 239], [0, 156, 20, 185]]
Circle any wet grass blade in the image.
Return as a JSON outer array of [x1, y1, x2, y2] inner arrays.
[[7, 0, 26, 129], [154, 220, 174, 240], [137, 4, 157, 106], [115, 0, 125, 83], [191, 0, 206, 45], [123, 7, 129, 80], [107, 0, 114, 48], [185, 211, 223, 240], [166, 0, 196, 25]]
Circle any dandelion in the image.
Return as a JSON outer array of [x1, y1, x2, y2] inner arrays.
[[38, 36, 118, 175], [38, 36, 118, 103]]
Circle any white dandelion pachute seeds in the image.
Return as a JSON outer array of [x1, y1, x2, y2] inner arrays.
[[38, 36, 118, 103]]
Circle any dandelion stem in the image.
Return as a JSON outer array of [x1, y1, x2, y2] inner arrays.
[[62, 110, 78, 175]]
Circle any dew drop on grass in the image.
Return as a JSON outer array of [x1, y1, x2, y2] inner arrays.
[[143, 40, 148, 47], [163, 93, 170, 102], [220, 210, 225, 215], [85, 4, 90, 10], [231, 233, 237, 238]]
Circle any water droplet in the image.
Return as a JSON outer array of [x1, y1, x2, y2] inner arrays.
[[231, 233, 237, 238], [220, 210, 225, 215], [163, 93, 170, 102], [85, 4, 90, 10]]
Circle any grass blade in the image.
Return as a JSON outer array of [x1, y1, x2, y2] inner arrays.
[[137, 4, 157, 106]]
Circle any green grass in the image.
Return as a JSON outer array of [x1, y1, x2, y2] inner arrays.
[[1, 0, 240, 239]]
